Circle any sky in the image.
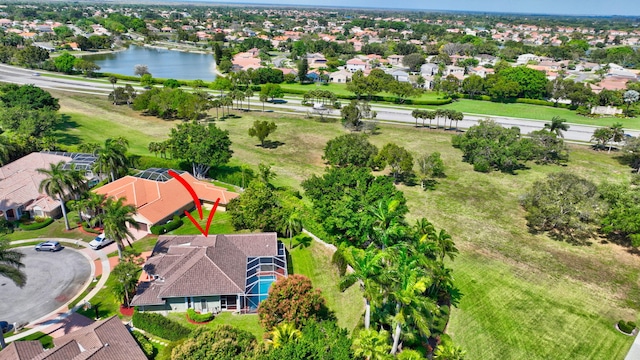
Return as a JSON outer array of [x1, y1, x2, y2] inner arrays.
[[204, 0, 640, 16]]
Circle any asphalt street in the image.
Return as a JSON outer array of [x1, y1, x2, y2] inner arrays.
[[0, 246, 91, 326], [1, 63, 638, 142]]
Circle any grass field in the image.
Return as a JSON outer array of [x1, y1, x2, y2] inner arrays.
[[48, 93, 640, 359]]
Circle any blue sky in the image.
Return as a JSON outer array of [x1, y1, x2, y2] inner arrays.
[[210, 0, 640, 16]]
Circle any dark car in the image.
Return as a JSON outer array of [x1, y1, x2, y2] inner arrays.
[[0, 321, 11, 334], [34, 241, 62, 252]]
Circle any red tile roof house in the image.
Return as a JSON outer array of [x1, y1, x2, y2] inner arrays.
[[0, 152, 98, 221], [131, 233, 287, 315], [0, 316, 146, 360], [94, 168, 238, 237]]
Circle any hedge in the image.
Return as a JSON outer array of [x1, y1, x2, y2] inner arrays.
[[132, 310, 191, 341], [618, 320, 637, 334], [187, 308, 214, 323], [150, 215, 184, 235], [82, 221, 102, 234], [18, 218, 54, 230], [131, 330, 154, 359]]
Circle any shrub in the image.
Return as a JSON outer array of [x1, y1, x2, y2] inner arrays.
[[18, 217, 54, 230], [132, 310, 191, 341], [186, 308, 214, 323], [150, 215, 184, 235], [515, 98, 556, 107], [132, 330, 155, 359], [618, 320, 636, 334], [82, 221, 102, 234]]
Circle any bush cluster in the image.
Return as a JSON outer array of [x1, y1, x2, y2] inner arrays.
[[618, 320, 637, 334], [18, 217, 53, 230], [81, 221, 102, 234], [186, 308, 214, 323], [132, 310, 191, 341], [150, 215, 183, 235], [131, 330, 154, 358]]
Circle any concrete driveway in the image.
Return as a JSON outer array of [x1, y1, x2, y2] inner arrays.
[[0, 246, 91, 326]]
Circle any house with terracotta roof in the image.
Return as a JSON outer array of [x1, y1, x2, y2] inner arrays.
[[0, 316, 146, 360], [0, 152, 97, 221], [94, 168, 238, 237], [131, 233, 287, 314]]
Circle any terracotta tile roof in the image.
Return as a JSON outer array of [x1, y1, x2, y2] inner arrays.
[[94, 171, 238, 226], [0, 341, 44, 360], [0, 317, 144, 360], [0, 152, 72, 214], [131, 233, 280, 306], [53, 316, 146, 360]]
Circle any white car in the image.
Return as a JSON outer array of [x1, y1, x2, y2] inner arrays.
[[89, 233, 114, 250]]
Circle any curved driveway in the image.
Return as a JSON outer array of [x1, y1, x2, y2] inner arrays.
[[0, 246, 91, 326]]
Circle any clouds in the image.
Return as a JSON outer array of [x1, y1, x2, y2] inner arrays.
[[205, 0, 639, 16]]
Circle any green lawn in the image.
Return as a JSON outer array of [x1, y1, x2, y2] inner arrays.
[[10, 332, 54, 349], [167, 311, 264, 340], [76, 272, 125, 320], [417, 98, 640, 128], [49, 93, 640, 359], [288, 235, 364, 333], [3, 215, 96, 242], [170, 209, 236, 235]]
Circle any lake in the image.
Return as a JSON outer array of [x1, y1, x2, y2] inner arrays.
[[84, 45, 217, 81]]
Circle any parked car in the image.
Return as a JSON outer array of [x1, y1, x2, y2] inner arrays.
[[89, 233, 114, 250], [34, 241, 62, 252], [0, 321, 11, 334]]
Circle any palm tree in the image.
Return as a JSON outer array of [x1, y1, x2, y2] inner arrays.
[[433, 342, 466, 360], [411, 109, 421, 128], [211, 99, 222, 119], [38, 161, 75, 230], [609, 122, 625, 153], [76, 192, 106, 226], [544, 116, 570, 138], [282, 210, 303, 249], [265, 322, 301, 349], [245, 88, 254, 111], [99, 197, 138, 259], [388, 245, 438, 355], [369, 199, 405, 249], [93, 138, 129, 182], [429, 229, 458, 262], [0, 239, 26, 288], [339, 245, 385, 330], [0, 136, 13, 166], [352, 329, 391, 360]]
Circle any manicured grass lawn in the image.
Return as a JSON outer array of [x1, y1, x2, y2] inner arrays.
[[418, 98, 640, 129], [11, 332, 54, 349], [448, 251, 633, 360], [76, 272, 125, 321], [288, 236, 364, 333], [167, 311, 264, 339], [170, 209, 236, 235], [50, 92, 640, 359], [3, 216, 96, 242], [106, 235, 158, 257]]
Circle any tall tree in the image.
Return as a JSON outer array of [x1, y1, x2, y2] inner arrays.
[[544, 116, 570, 138], [376, 143, 414, 182], [248, 120, 278, 147], [168, 122, 233, 179], [339, 245, 384, 329], [38, 161, 76, 230], [0, 239, 26, 288], [298, 58, 309, 84], [93, 137, 129, 182], [99, 196, 138, 259]]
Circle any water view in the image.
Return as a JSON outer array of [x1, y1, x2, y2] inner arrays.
[[84, 45, 217, 81]]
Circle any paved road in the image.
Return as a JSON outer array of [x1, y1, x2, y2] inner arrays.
[[0, 246, 91, 326], [2, 63, 638, 142]]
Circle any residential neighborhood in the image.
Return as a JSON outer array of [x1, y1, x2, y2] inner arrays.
[[1, 2, 640, 360]]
